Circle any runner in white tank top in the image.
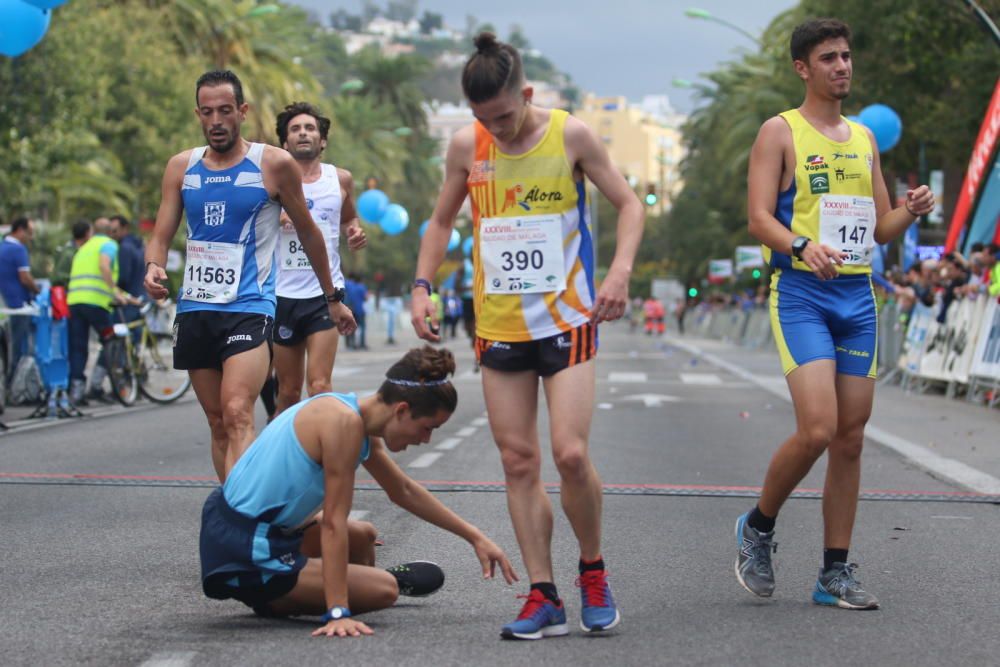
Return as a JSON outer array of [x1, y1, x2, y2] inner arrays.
[[267, 101, 367, 419]]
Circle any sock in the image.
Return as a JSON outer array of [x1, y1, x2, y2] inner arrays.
[[747, 505, 776, 533], [824, 548, 849, 571], [530, 582, 560, 605], [579, 556, 605, 574]]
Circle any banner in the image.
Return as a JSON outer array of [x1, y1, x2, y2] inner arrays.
[[898, 303, 934, 374], [970, 297, 1000, 381], [708, 259, 733, 284], [734, 246, 764, 272]]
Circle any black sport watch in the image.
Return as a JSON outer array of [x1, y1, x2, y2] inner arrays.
[[791, 236, 810, 260], [324, 287, 346, 304]]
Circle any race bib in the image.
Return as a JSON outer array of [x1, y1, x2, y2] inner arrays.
[[279, 220, 330, 271], [181, 240, 242, 304], [480, 214, 566, 295], [819, 195, 876, 265]]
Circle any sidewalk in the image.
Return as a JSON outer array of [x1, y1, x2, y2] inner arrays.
[[667, 332, 1000, 493]]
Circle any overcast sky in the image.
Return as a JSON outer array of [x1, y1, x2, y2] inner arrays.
[[288, 0, 798, 113]]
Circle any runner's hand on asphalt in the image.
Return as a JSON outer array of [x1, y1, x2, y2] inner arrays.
[[906, 185, 935, 217], [591, 267, 629, 324], [802, 242, 847, 280], [410, 289, 440, 342], [311, 618, 373, 638], [472, 534, 519, 585], [345, 223, 367, 251], [144, 264, 169, 300], [329, 302, 357, 335]]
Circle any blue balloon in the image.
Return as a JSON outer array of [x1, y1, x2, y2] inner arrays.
[[379, 203, 409, 236], [447, 229, 461, 252], [419, 220, 430, 237], [462, 235, 474, 257], [356, 189, 389, 224], [0, 1, 51, 57], [22, 0, 68, 8], [857, 104, 902, 153]]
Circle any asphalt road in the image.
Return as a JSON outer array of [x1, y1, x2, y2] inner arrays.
[[2, 323, 998, 666]]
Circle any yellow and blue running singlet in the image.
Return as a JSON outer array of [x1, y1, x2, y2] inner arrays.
[[767, 109, 879, 378], [466, 109, 595, 342]]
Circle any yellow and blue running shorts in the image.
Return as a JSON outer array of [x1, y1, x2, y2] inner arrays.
[[769, 270, 878, 378]]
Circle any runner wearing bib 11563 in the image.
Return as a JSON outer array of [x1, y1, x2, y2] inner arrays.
[[411, 33, 643, 639], [145, 71, 356, 483], [735, 19, 935, 611]]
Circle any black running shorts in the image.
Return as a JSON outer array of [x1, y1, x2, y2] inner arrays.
[[273, 295, 335, 347], [475, 322, 598, 377], [173, 310, 273, 371]]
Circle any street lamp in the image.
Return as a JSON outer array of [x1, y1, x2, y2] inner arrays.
[[684, 7, 762, 47]]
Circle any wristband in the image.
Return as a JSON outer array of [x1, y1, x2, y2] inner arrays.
[[904, 203, 919, 218], [322, 606, 352, 622], [412, 278, 432, 296]]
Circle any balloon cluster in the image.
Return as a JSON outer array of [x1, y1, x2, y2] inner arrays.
[[850, 104, 903, 153], [0, 0, 68, 58], [356, 187, 464, 254]]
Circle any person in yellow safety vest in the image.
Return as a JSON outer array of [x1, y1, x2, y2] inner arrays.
[[66, 218, 139, 404], [988, 244, 1000, 297]]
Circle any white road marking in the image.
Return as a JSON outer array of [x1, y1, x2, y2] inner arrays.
[[456, 426, 477, 437], [608, 372, 648, 383], [598, 403, 614, 410], [930, 515, 973, 520], [435, 437, 463, 451], [622, 393, 682, 407], [668, 339, 1000, 495], [680, 373, 723, 385], [139, 652, 197, 667], [408, 452, 443, 468], [334, 366, 363, 377], [348, 510, 369, 521], [472, 417, 489, 426]]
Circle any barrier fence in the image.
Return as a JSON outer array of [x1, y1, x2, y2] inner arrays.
[[682, 294, 1000, 410]]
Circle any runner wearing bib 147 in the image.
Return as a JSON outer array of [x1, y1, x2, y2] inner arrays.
[[734, 19, 935, 611], [145, 71, 356, 483], [411, 33, 643, 639]]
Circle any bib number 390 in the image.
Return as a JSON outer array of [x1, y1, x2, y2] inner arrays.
[[182, 240, 242, 304], [480, 214, 566, 295]]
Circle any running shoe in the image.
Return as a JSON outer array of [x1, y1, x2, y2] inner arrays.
[[735, 511, 777, 597], [500, 589, 569, 640], [812, 562, 880, 610], [577, 569, 621, 632], [385, 561, 445, 597]]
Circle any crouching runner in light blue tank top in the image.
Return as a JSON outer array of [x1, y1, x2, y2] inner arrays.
[[199, 346, 519, 638]]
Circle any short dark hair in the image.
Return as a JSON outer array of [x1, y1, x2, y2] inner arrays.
[[377, 346, 457, 418], [790, 18, 851, 62], [10, 216, 30, 233], [275, 101, 331, 147], [970, 242, 985, 253], [461, 32, 524, 104], [71, 219, 92, 241], [110, 214, 130, 228], [988, 243, 999, 255], [195, 70, 245, 107]]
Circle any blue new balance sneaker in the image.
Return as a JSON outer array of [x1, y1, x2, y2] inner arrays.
[[500, 589, 569, 640], [577, 569, 621, 632], [812, 562, 880, 610]]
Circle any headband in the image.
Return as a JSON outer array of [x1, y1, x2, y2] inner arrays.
[[385, 377, 450, 387]]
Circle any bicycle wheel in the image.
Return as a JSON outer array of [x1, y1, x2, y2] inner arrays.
[[106, 339, 138, 406], [137, 332, 191, 403]]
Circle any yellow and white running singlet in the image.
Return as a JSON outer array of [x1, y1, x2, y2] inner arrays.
[[467, 109, 595, 342]]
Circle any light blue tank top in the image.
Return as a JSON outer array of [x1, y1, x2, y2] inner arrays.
[[222, 392, 370, 531], [178, 142, 281, 315]]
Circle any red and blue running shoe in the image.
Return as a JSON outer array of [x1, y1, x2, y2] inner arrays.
[[577, 569, 621, 632], [500, 589, 569, 640]]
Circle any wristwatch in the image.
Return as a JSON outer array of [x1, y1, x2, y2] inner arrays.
[[322, 606, 352, 622], [791, 236, 810, 260], [324, 287, 346, 304]]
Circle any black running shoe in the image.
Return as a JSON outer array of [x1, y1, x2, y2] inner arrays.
[[386, 560, 445, 597]]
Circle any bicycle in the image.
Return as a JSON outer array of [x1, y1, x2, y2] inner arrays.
[[105, 301, 191, 406]]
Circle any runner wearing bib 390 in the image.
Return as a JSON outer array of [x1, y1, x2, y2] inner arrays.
[[735, 19, 935, 611], [145, 71, 355, 483], [411, 33, 643, 639], [271, 101, 366, 419]]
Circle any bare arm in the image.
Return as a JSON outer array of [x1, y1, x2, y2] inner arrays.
[[17, 268, 38, 295], [337, 168, 367, 252], [747, 117, 844, 280], [567, 116, 644, 323], [411, 127, 473, 341], [867, 127, 934, 245], [362, 438, 518, 583], [144, 152, 189, 300]]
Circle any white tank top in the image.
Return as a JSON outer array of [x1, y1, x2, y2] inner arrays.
[[275, 163, 345, 299]]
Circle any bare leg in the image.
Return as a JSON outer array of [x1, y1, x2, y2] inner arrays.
[[823, 374, 875, 550], [301, 519, 378, 566], [219, 344, 271, 476], [482, 368, 551, 583], [757, 359, 839, 517], [304, 328, 339, 396], [542, 360, 602, 560], [189, 368, 226, 482], [273, 342, 306, 417], [266, 558, 399, 616]]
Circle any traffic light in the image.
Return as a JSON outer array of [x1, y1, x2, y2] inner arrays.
[[687, 287, 699, 298], [752, 269, 762, 279], [644, 183, 658, 206]]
